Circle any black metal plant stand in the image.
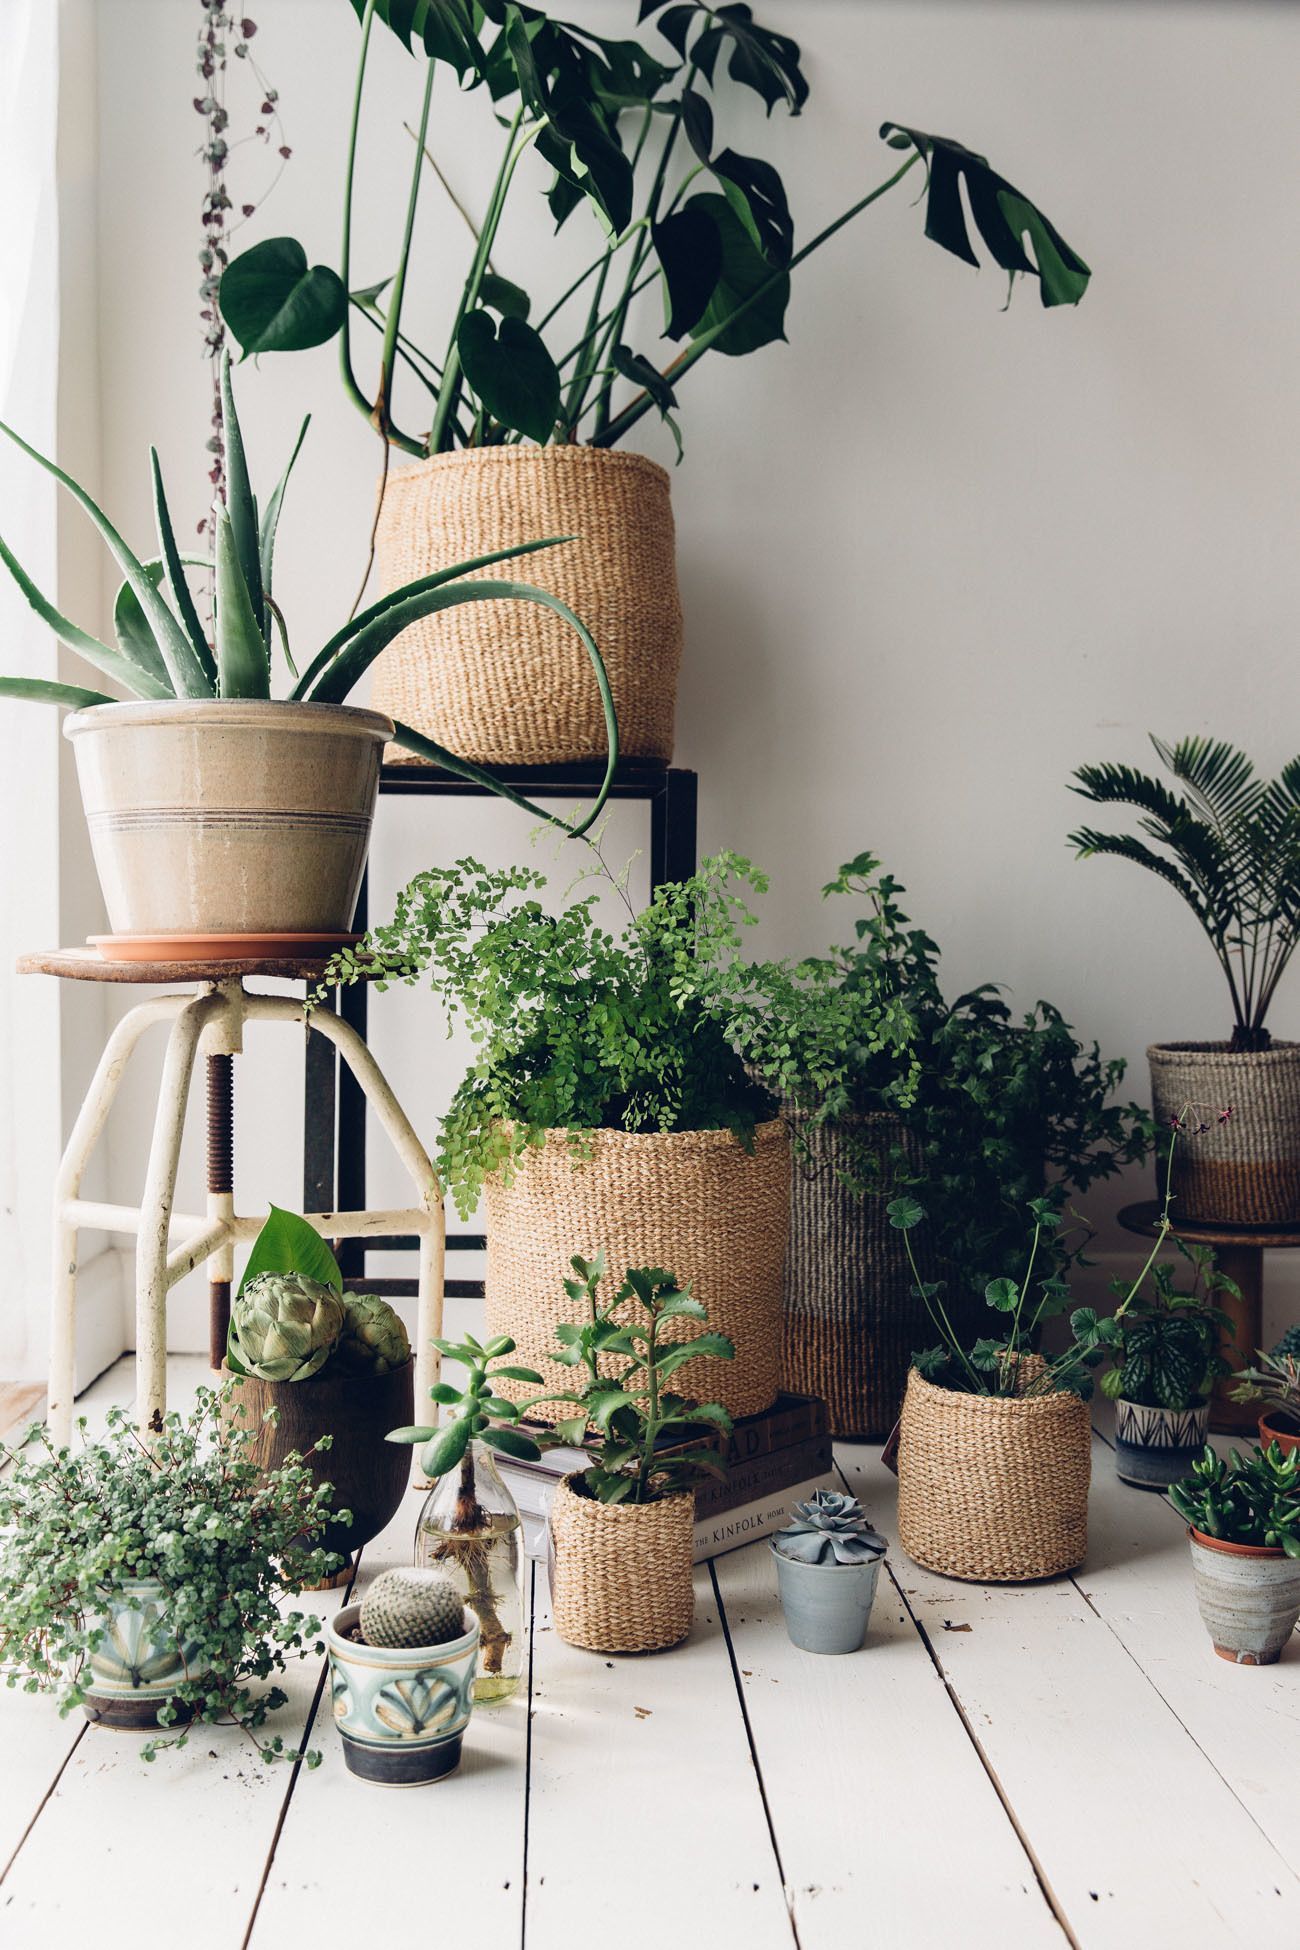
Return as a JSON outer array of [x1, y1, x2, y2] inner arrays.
[[303, 758, 699, 1299]]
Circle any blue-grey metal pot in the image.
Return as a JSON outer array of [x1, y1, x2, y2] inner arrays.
[[770, 1543, 883, 1654]]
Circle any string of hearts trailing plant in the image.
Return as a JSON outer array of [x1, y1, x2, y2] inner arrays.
[[218, 0, 1091, 460]]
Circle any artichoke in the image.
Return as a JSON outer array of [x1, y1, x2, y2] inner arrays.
[[774, 1489, 887, 1566], [335, 1292, 412, 1376], [229, 1272, 345, 1382]]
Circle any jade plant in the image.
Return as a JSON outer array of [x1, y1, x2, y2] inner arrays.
[[0, 354, 615, 834], [220, 2, 1090, 458], [1169, 1443, 1300, 1555], [773, 1490, 886, 1566], [1069, 737, 1300, 1050], [0, 1388, 345, 1762], [226, 1206, 411, 1382]]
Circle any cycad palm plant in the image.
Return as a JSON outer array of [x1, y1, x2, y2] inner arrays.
[[1069, 737, 1300, 1051], [0, 355, 616, 834]]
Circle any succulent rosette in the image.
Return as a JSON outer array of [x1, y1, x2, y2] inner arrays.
[[774, 1489, 887, 1566]]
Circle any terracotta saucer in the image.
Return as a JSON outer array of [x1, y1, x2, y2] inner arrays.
[[88, 932, 363, 963]]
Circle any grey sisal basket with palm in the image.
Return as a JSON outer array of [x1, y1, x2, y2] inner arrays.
[[1070, 736, 1300, 1224]]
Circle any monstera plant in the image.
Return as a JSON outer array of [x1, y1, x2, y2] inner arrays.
[[220, 2, 1092, 456]]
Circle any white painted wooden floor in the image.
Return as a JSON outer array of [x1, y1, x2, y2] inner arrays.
[[2, 1354, 1297, 1950]]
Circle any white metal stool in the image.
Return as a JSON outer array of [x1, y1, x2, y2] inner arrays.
[[19, 949, 445, 1444]]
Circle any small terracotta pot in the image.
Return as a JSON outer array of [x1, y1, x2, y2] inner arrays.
[[1188, 1527, 1300, 1665], [64, 699, 391, 938], [1259, 1410, 1300, 1460]]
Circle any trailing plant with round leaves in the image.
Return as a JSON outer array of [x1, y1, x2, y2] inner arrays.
[[331, 851, 917, 1220], [0, 1387, 346, 1763], [1069, 736, 1300, 1050], [1169, 1442, 1300, 1555], [218, 1, 1090, 458], [0, 355, 616, 838]]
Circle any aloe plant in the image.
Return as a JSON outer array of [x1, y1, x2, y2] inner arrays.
[[0, 355, 617, 834]]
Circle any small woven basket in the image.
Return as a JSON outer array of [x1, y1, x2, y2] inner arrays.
[[1147, 1042, 1300, 1225], [549, 1476, 695, 1652], [781, 1111, 933, 1438], [897, 1358, 1091, 1582], [484, 1121, 790, 1422], [370, 446, 683, 764]]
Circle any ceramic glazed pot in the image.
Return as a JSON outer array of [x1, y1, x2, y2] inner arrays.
[[1113, 1398, 1211, 1491], [770, 1544, 883, 1654], [81, 1578, 204, 1730], [548, 1476, 695, 1654], [1187, 1529, 1300, 1665], [64, 699, 391, 939], [370, 446, 682, 764], [485, 1121, 790, 1424], [1147, 1042, 1300, 1225], [326, 1601, 479, 1785], [221, 1361, 414, 1561], [1260, 1411, 1300, 1459]]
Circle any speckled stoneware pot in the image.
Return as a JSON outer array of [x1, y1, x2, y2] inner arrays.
[[1188, 1530, 1300, 1665], [327, 1602, 479, 1785], [81, 1578, 204, 1730], [64, 700, 392, 938], [1114, 1399, 1211, 1491]]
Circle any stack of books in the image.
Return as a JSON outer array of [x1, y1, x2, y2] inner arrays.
[[498, 1392, 835, 1564]]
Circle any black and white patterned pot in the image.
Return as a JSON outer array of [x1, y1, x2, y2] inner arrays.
[[1114, 1398, 1211, 1491]]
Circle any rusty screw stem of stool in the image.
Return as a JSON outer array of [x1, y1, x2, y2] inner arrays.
[[207, 1053, 234, 1369]]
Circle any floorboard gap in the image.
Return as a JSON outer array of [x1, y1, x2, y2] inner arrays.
[[520, 1557, 537, 1950]]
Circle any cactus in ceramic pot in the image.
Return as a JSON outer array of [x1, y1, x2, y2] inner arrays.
[[774, 1490, 887, 1566], [335, 1292, 412, 1377], [228, 1272, 345, 1381], [360, 1568, 466, 1650]]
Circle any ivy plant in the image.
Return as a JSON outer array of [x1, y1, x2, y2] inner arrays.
[[0, 1388, 345, 1764], [219, 1, 1090, 458]]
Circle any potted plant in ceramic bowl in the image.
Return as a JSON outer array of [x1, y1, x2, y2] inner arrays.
[[1170, 1443, 1300, 1665], [222, 1206, 414, 1561], [327, 1567, 480, 1785], [889, 1195, 1099, 1581], [0, 1388, 342, 1757], [336, 852, 890, 1421], [751, 852, 1147, 1440], [220, 1, 1090, 767], [770, 1489, 887, 1655], [0, 356, 615, 952], [1231, 1328, 1300, 1458], [1070, 736, 1300, 1224]]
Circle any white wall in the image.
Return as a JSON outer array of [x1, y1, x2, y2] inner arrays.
[[54, 0, 1300, 1359]]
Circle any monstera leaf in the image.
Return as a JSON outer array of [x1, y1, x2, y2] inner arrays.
[[880, 125, 1091, 309], [457, 310, 561, 442], [642, 1, 808, 115], [220, 237, 348, 355], [685, 193, 789, 355], [345, 0, 484, 76]]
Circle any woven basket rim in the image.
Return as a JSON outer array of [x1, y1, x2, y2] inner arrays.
[[1147, 1040, 1300, 1063], [556, 1472, 694, 1519], [379, 444, 672, 498], [506, 1117, 789, 1156], [905, 1363, 1084, 1421]]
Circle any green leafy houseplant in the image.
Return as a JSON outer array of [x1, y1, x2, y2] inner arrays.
[[1231, 1348, 1300, 1436], [219, 1, 1091, 458], [226, 1205, 412, 1382], [336, 850, 918, 1219], [0, 354, 615, 833], [1169, 1443, 1300, 1556], [0, 1388, 344, 1763], [1074, 1248, 1233, 1412], [1069, 737, 1300, 1051]]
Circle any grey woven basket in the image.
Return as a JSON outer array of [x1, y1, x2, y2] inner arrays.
[[1147, 1042, 1300, 1225]]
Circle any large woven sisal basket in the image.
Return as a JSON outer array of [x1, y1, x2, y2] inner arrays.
[[370, 446, 683, 764], [897, 1358, 1091, 1582], [1147, 1042, 1300, 1225], [782, 1111, 933, 1439], [484, 1121, 790, 1422], [549, 1476, 694, 1652]]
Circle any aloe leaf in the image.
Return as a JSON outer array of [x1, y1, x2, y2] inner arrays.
[[214, 507, 271, 698], [259, 414, 310, 603], [288, 536, 571, 700], [0, 530, 171, 700], [151, 450, 216, 686], [113, 555, 212, 694], [0, 676, 115, 710], [218, 353, 266, 641], [0, 416, 210, 696]]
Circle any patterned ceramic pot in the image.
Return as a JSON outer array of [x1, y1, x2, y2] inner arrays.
[[770, 1544, 883, 1655], [326, 1601, 479, 1786], [63, 700, 392, 939], [1188, 1530, 1300, 1665], [1114, 1398, 1211, 1491], [81, 1578, 204, 1730]]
